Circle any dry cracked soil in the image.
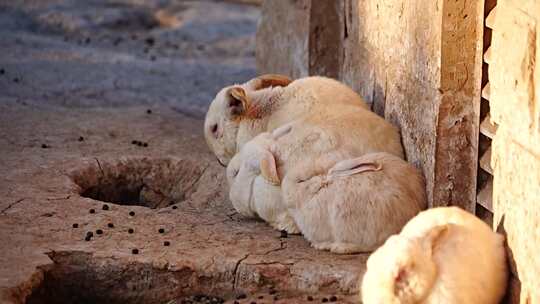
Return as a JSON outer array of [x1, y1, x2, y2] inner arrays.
[[0, 1, 366, 303]]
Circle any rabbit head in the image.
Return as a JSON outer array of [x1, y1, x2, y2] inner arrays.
[[226, 124, 293, 218], [362, 225, 448, 304], [204, 74, 292, 166]]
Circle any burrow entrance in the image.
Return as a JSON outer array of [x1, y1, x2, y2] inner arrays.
[[26, 251, 226, 304], [70, 157, 207, 209], [24, 252, 333, 304]]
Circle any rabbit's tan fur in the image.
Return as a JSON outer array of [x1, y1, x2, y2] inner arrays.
[[361, 207, 508, 304], [204, 75, 403, 166], [281, 152, 427, 253]]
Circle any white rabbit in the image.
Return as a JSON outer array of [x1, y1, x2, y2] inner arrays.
[[226, 125, 299, 233], [204, 74, 403, 166], [361, 207, 508, 304], [269, 152, 427, 254]]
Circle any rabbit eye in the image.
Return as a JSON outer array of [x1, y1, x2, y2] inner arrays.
[[210, 124, 218, 133]]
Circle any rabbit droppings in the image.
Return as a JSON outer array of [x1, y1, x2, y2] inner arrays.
[[279, 152, 427, 254], [361, 207, 508, 304], [204, 74, 403, 166]]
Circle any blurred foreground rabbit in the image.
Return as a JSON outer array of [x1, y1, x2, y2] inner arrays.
[[361, 207, 508, 304]]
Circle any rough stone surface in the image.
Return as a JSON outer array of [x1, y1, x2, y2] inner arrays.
[[490, 1, 540, 303], [256, 0, 484, 211], [256, 0, 311, 79], [0, 1, 365, 303]]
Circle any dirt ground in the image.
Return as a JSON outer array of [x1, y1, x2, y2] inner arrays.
[[0, 1, 366, 303]]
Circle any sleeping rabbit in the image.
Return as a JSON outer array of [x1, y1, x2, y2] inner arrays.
[[204, 74, 403, 166], [361, 206, 508, 304], [226, 125, 299, 233], [274, 152, 427, 254]]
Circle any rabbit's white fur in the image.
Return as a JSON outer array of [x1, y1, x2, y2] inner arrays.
[[361, 207, 508, 304], [281, 151, 427, 253], [226, 129, 299, 233], [204, 75, 403, 166]]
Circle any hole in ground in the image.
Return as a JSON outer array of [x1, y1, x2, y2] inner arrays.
[[25, 251, 225, 304], [24, 252, 336, 304], [71, 157, 207, 209]]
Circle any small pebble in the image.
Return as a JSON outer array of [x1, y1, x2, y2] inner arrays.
[[146, 109, 152, 114], [236, 294, 247, 300], [85, 37, 91, 44], [132, 248, 139, 254], [129, 211, 135, 216], [329, 295, 337, 302], [273, 295, 279, 301], [89, 208, 95, 214], [142, 142, 148, 147], [86, 231, 93, 238], [307, 296, 314, 301], [158, 228, 165, 234], [258, 295, 264, 299], [96, 229, 103, 235], [13, 77, 19, 83], [280, 230, 288, 238], [107, 223, 114, 228], [41, 144, 49, 149], [72, 223, 78, 228], [163, 241, 170, 246], [269, 289, 277, 295], [128, 228, 134, 234], [102, 204, 109, 210], [131, 140, 138, 145], [0, 68, 4, 75], [85, 235, 92, 241], [172, 205, 178, 210], [78, 136, 84, 141], [322, 298, 328, 303]]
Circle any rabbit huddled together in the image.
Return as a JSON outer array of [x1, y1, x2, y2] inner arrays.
[[204, 75, 508, 303], [206, 74, 424, 253], [227, 122, 426, 253]]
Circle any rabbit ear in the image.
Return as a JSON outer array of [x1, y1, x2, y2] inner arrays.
[[271, 123, 293, 139], [422, 224, 449, 253], [227, 86, 250, 117], [260, 150, 280, 185], [328, 158, 382, 178], [249, 74, 292, 90]]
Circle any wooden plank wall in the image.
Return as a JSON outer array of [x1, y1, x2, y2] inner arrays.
[[256, 0, 486, 211]]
